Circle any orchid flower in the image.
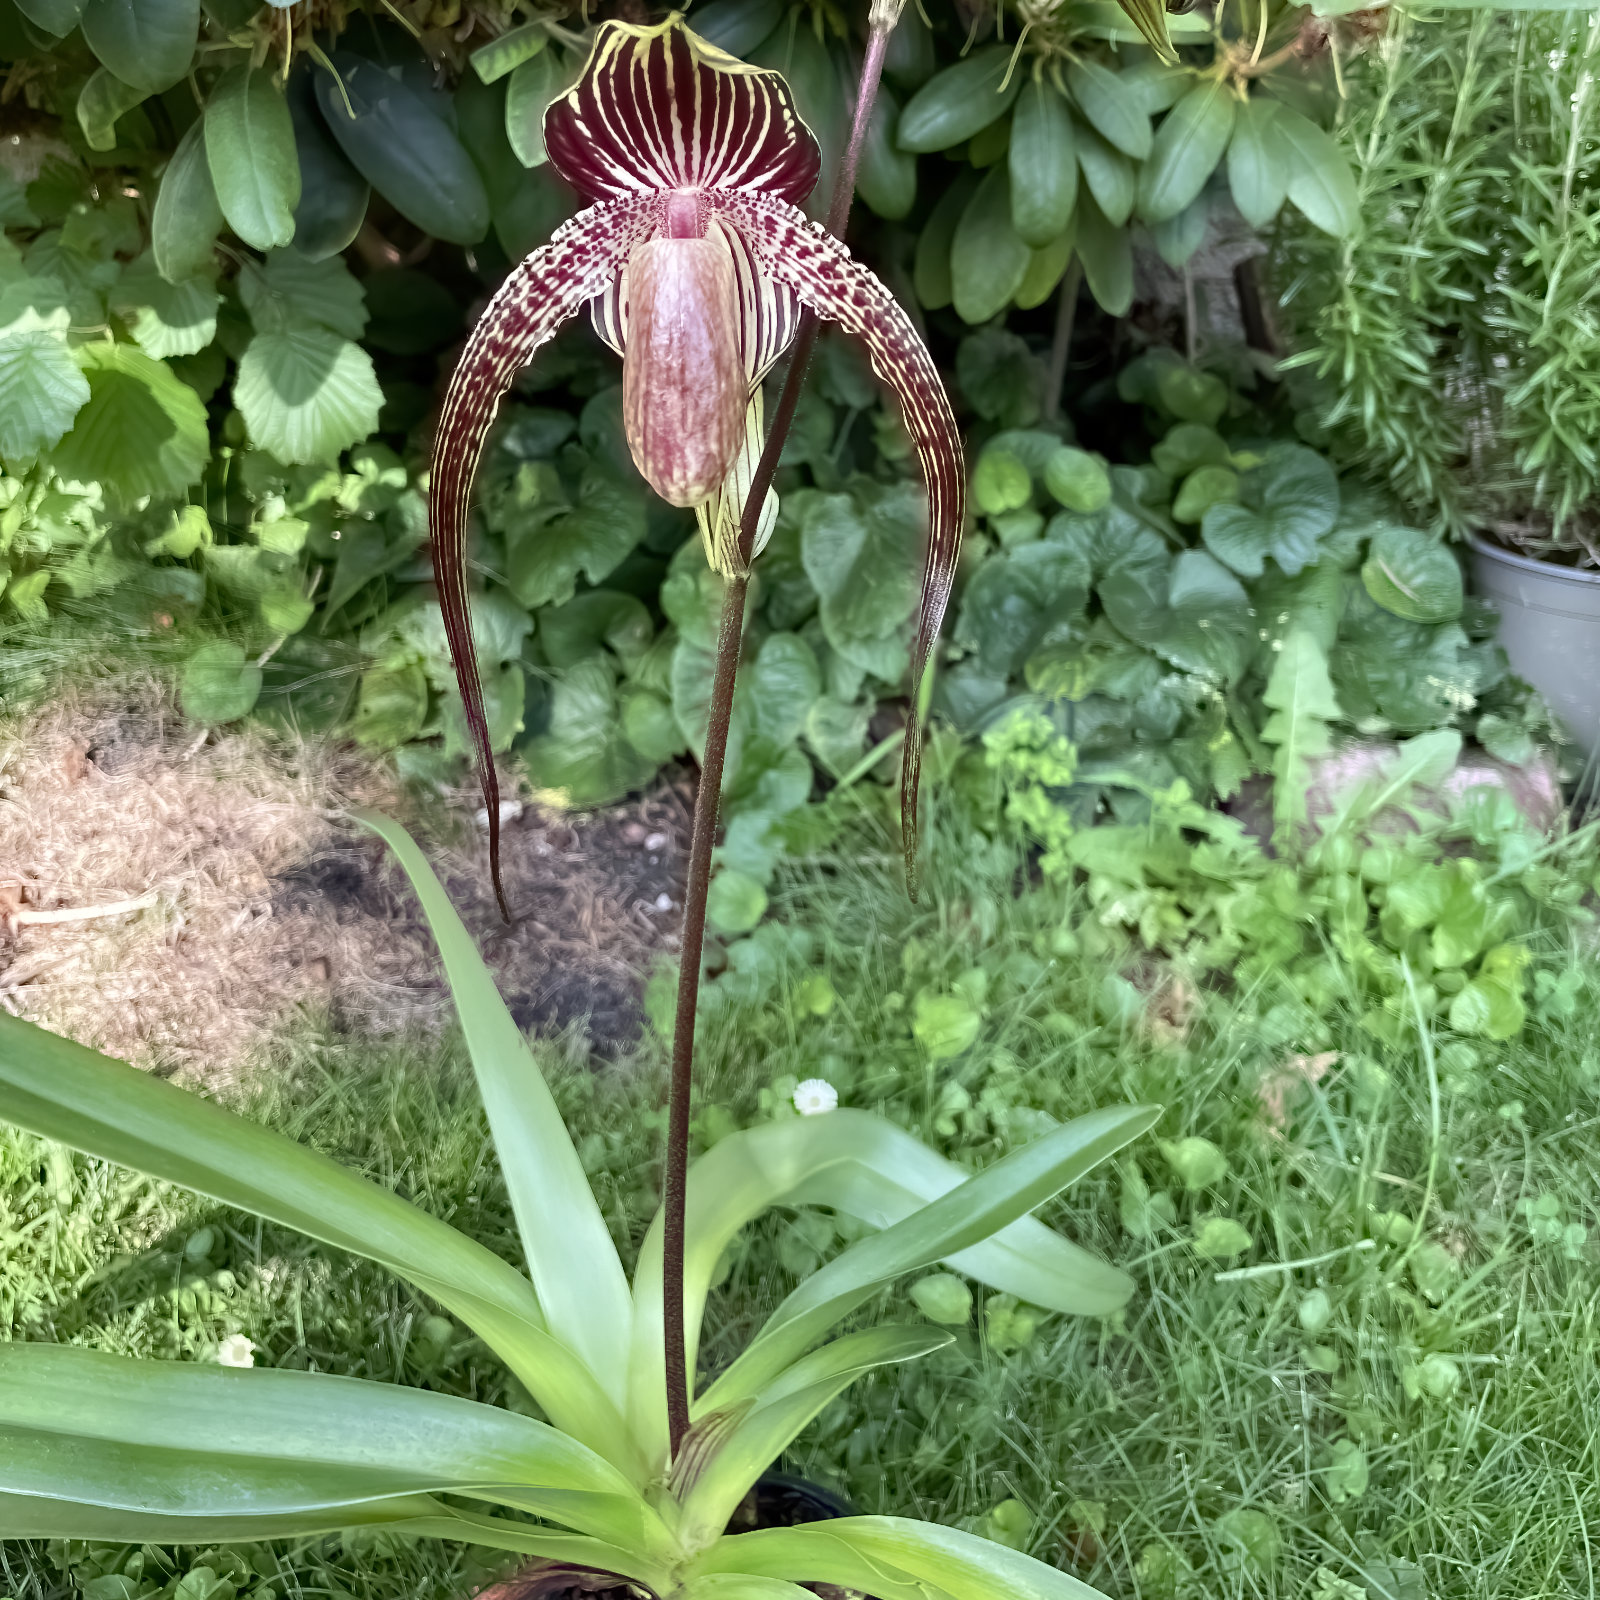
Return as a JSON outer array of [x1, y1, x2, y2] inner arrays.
[[431, 13, 965, 910]]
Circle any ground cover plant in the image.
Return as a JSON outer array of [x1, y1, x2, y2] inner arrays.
[[0, 771, 1596, 1600]]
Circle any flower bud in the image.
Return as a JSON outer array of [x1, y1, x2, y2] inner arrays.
[[621, 236, 745, 507]]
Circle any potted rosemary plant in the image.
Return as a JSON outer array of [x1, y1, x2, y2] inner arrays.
[[1279, 6, 1600, 755]]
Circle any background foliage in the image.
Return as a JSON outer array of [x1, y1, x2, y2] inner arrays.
[[0, 0, 1563, 905]]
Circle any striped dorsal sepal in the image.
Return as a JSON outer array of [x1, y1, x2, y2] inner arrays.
[[545, 16, 821, 206]]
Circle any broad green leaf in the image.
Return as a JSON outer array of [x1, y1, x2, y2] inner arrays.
[[697, 1104, 1160, 1416], [912, 169, 977, 310], [524, 664, 658, 803], [81, 0, 198, 93], [676, 1328, 951, 1548], [1101, 547, 1253, 682], [0, 1011, 640, 1476], [1201, 444, 1340, 578], [1261, 628, 1341, 832], [53, 341, 207, 499], [353, 661, 430, 749], [508, 463, 647, 609], [206, 66, 300, 252], [152, 118, 224, 284], [801, 481, 921, 682], [911, 1273, 973, 1323], [974, 448, 1032, 515], [690, 0, 784, 54], [1227, 96, 1288, 227], [1044, 445, 1111, 512], [1172, 463, 1238, 522], [1361, 525, 1463, 622], [1073, 120, 1134, 225], [77, 67, 146, 152], [13, 0, 82, 34], [952, 166, 1031, 324], [357, 813, 637, 1411], [700, 1517, 1110, 1600], [234, 326, 382, 464], [1074, 188, 1132, 316], [626, 1108, 1139, 1466], [111, 251, 218, 358], [1152, 193, 1208, 266], [913, 989, 981, 1060], [288, 76, 370, 262], [897, 47, 1019, 153], [1015, 227, 1074, 308], [1192, 1216, 1252, 1258], [471, 19, 547, 83], [0, 1345, 658, 1549], [707, 869, 768, 934], [1159, 1135, 1228, 1190], [0, 316, 89, 460], [1067, 58, 1151, 158], [240, 248, 367, 339], [855, 84, 917, 221], [181, 639, 262, 724], [1278, 106, 1359, 237], [316, 54, 490, 244], [1138, 82, 1234, 223], [954, 538, 1091, 679], [505, 48, 565, 168], [1009, 78, 1077, 246], [540, 588, 652, 668]]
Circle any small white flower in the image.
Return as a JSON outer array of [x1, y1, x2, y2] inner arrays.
[[216, 1334, 255, 1368], [793, 1078, 839, 1116]]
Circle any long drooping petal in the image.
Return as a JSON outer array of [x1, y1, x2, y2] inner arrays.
[[429, 194, 660, 915], [544, 18, 820, 204], [711, 190, 966, 893]]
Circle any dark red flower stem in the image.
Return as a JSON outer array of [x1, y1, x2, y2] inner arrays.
[[660, 15, 897, 1461]]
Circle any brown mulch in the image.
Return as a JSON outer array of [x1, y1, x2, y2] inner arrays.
[[0, 680, 690, 1081]]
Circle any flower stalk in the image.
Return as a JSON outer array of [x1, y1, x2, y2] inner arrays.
[[660, 8, 905, 1458]]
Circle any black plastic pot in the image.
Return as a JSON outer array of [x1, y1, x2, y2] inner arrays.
[[476, 1475, 855, 1600]]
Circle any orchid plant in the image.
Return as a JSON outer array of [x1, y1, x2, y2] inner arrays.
[[429, 4, 982, 1465], [0, 813, 1159, 1600]]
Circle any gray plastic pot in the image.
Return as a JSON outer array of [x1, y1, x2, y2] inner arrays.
[[1471, 535, 1600, 755]]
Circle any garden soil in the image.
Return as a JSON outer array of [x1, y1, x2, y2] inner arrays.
[[0, 681, 689, 1081]]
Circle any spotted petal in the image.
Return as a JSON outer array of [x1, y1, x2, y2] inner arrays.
[[544, 18, 820, 206], [712, 190, 966, 894], [429, 194, 661, 913]]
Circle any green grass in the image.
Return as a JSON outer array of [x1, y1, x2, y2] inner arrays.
[[3, 814, 1599, 1600]]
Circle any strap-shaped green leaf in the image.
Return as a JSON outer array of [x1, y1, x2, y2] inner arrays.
[[700, 1518, 1108, 1600], [0, 1344, 665, 1553], [695, 1104, 1159, 1416], [1, 1424, 449, 1522], [684, 1579, 818, 1600], [0, 1495, 663, 1585], [0, 1013, 639, 1477], [675, 1327, 950, 1551], [0, 1488, 447, 1544], [358, 812, 634, 1403], [628, 1108, 1138, 1462], [691, 1526, 945, 1600]]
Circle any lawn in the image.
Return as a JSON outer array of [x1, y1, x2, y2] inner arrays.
[[3, 800, 1597, 1600]]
